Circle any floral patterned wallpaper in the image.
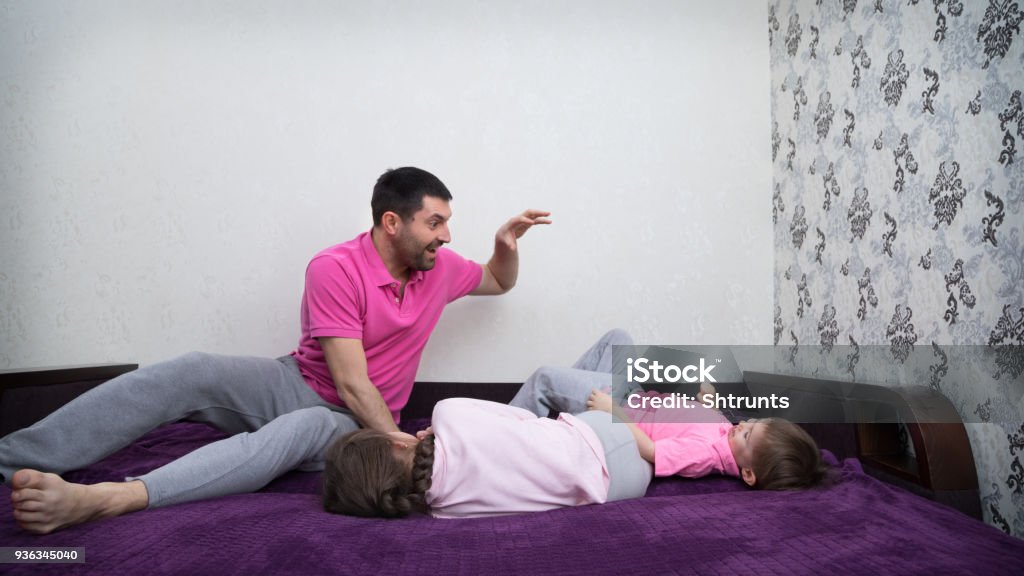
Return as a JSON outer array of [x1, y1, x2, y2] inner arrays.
[[770, 0, 1023, 535]]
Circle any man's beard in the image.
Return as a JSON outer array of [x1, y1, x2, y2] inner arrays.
[[411, 247, 437, 271], [398, 232, 441, 271]]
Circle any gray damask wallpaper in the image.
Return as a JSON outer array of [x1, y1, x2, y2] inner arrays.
[[769, 0, 1023, 535]]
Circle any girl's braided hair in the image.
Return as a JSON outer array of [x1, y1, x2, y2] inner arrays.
[[322, 429, 436, 518]]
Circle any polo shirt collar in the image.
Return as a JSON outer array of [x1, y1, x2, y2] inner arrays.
[[360, 229, 426, 287]]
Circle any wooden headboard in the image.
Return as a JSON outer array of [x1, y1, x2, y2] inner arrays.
[[742, 371, 981, 519], [0, 364, 138, 437]]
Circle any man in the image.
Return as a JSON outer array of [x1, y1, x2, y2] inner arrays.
[[1, 167, 549, 533]]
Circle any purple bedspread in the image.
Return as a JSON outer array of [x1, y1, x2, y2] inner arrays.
[[2, 422, 1022, 575]]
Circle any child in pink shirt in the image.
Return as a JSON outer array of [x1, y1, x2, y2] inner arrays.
[[511, 330, 828, 489], [584, 386, 825, 489]]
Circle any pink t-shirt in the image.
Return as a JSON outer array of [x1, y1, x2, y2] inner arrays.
[[290, 230, 482, 422], [624, 392, 740, 478], [426, 398, 609, 518]]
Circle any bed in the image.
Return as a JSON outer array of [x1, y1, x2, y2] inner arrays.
[[1, 365, 1022, 575]]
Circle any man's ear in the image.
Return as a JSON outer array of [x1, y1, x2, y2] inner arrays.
[[741, 467, 757, 487], [380, 212, 402, 235]]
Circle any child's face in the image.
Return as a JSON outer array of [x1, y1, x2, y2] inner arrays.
[[728, 419, 767, 471]]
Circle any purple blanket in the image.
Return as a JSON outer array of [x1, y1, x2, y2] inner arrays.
[[2, 422, 1022, 575]]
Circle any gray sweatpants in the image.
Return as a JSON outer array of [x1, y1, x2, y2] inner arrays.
[[509, 329, 636, 416], [574, 410, 652, 501], [510, 329, 651, 500], [0, 352, 359, 508]]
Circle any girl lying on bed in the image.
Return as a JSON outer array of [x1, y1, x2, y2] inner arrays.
[[322, 395, 827, 519], [322, 331, 828, 519], [509, 329, 829, 487]]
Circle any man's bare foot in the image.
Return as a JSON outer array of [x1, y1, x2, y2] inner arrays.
[[10, 469, 148, 534], [587, 389, 613, 413]]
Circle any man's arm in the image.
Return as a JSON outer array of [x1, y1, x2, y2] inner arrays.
[[319, 337, 401, 434], [471, 209, 551, 295]]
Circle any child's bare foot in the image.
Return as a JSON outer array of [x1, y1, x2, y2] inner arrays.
[[586, 389, 613, 413], [10, 469, 148, 534], [698, 382, 717, 406]]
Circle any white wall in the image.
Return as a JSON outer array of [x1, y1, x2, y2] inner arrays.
[[0, 0, 773, 381]]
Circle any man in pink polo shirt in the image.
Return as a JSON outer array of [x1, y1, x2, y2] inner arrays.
[[290, 166, 550, 438], [3, 167, 549, 534]]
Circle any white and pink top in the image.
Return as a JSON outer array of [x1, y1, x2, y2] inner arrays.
[[426, 399, 609, 518]]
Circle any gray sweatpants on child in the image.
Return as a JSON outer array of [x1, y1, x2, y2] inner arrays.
[[510, 329, 651, 500], [509, 328, 636, 417], [0, 352, 359, 508], [575, 410, 652, 501]]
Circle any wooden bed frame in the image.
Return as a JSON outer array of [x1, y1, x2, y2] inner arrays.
[[0, 364, 139, 438], [0, 363, 981, 519], [742, 371, 981, 519]]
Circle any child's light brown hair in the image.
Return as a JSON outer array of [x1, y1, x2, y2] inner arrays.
[[751, 418, 830, 490]]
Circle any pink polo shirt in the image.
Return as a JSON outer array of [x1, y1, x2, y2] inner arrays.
[[624, 392, 740, 478], [426, 398, 609, 518], [290, 230, 482, 422]]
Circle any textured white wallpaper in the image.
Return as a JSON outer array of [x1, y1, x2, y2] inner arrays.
[[769, 0, 1024, 536], [0, 0, 773, 381]]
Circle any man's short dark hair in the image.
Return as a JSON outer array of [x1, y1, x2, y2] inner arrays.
[[371, 167, 453, 226]]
